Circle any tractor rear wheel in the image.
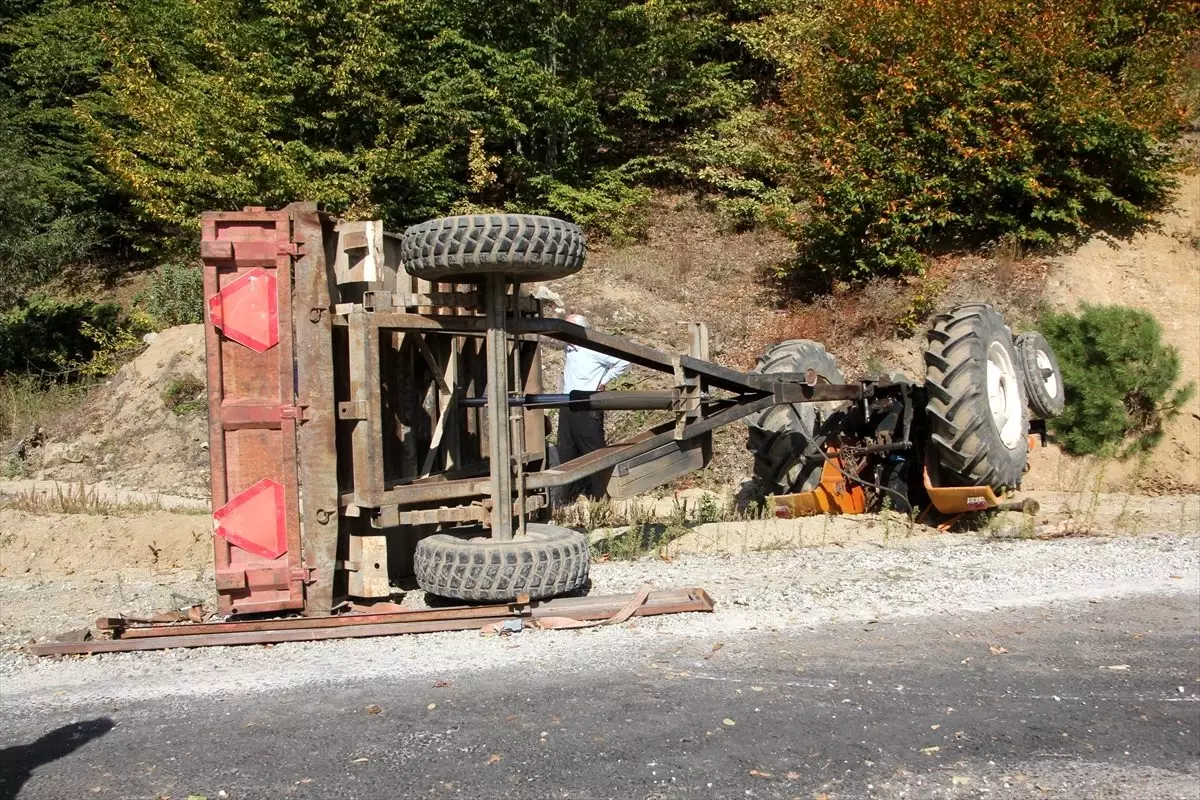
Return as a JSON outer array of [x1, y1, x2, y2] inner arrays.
[[414, 523, 590, 602], [400, 214, 586, 282], [924, 304, 1028, 491], [742, 340, 846, 500]]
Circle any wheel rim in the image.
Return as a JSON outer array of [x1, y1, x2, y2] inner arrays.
[[986, 341, 1022, 449], [1035, 349, 1058, 399]]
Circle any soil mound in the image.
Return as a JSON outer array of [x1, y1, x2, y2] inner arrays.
[[1024, 171, 1200, 493], [33, 324, 210, 497]]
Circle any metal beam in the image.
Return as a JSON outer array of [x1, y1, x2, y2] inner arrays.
[[483, 275, 514, 539]]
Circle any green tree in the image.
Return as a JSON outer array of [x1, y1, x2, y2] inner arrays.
[[0, 0, 128, 307], [7, 0, 753, 247], [690, 0, 1198, 281], [1040, 305, 1195, 457]]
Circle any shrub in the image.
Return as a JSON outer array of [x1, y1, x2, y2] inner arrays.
[[0, 296, 153, 380], [703, 0, 1197, 282], [0, 99, 105, 310], [536, 169, 655, 244], [1040, 304, 1195, 457], [136, 262, 204, 328], [0, 297, 123, 377]]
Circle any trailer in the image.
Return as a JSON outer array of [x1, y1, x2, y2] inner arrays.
[[196, 204, 1061, 616]]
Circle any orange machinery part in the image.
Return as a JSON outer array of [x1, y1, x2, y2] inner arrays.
[[923, 433, 1040, 515], [769, 455, 866, 518], [769, 433, 1042, 519]]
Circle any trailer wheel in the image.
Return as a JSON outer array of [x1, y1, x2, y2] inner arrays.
[[400, 214, 586, 282], [924, 304, 1028, 491], [414, 523, 590, 602], [1014, 331, 1065, 419], [743, 340, 846, 499]]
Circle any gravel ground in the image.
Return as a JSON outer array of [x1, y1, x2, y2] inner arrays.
[[3, 530, 1196, 713]]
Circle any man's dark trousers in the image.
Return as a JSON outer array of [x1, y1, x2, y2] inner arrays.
[[553, 408, 607, 503]]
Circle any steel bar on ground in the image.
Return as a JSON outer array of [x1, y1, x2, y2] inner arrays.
[[110, 604, 524, 638], [32, 617, 512, 655], [33, 588, 715, 656]]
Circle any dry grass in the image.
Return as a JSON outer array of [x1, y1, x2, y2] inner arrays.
[[558, 192, 793, 356], [553, 491, 765, 559], [1, 376, 91, 477], [0, 481, 207, 516], [734, 252, 1050, 375], [0, 376, 88, 441]]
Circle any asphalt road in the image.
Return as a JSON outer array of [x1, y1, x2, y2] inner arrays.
[[3, 592, 1198, 800]]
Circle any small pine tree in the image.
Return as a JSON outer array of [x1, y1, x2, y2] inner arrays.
[[1040, 305, 1195, 457]]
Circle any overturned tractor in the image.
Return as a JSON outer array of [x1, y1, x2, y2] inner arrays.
[[200, 206, 1062, 615]]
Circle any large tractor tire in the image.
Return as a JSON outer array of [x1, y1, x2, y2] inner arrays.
[[414, 523, 589, 602], [400, 214, 586, 282], [924, 304, 1029, 491], [1014, 331, 1065, 419], [743, 340, 846, 498]]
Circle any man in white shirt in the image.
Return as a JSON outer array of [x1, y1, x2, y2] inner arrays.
[[555, 313, 631, 501]]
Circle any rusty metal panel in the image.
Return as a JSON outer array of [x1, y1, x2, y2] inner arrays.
[[202, 210, 305, 615], [606, 433, 712, 500], [292, 208, 343, 615], [348, 310, 385, 506]]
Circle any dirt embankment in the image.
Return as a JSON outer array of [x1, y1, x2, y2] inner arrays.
[[26, 324, 210, 498], [1024, 171, 1200, 494], [543, 177, 1200, 495]]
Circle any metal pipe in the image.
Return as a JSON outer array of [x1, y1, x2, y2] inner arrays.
[[511, 281, 527, 538], [462, 390, 694, 411], [846, 441, 912, 456]]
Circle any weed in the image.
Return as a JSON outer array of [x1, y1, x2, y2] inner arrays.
[[135, 262, 204, 328], [750, 533, 799, 552], [695, 492, 725, 524], [0, 481, 173, 516], [569, 490, 746, 560], [162, 375, 207, 417]]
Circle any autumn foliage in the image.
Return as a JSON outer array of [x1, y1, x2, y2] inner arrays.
[[706, 0, 1198, 280]]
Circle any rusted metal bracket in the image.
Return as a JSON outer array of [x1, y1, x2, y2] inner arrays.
[[280, 404, 309, 421], [337, 400, 367, 420]]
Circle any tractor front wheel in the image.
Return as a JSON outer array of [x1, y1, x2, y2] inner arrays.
[[741, 339, 846, 504], [1015, 331, 1065, 419]]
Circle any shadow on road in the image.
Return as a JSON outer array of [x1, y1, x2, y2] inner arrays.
[[0, 718, 114, 800]]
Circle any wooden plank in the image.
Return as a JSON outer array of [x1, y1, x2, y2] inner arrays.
[[291, 208, 343, 615], [349, 311, 384, 504]]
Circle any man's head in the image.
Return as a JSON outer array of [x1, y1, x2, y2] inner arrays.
[[565, 313, 591, 329]]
